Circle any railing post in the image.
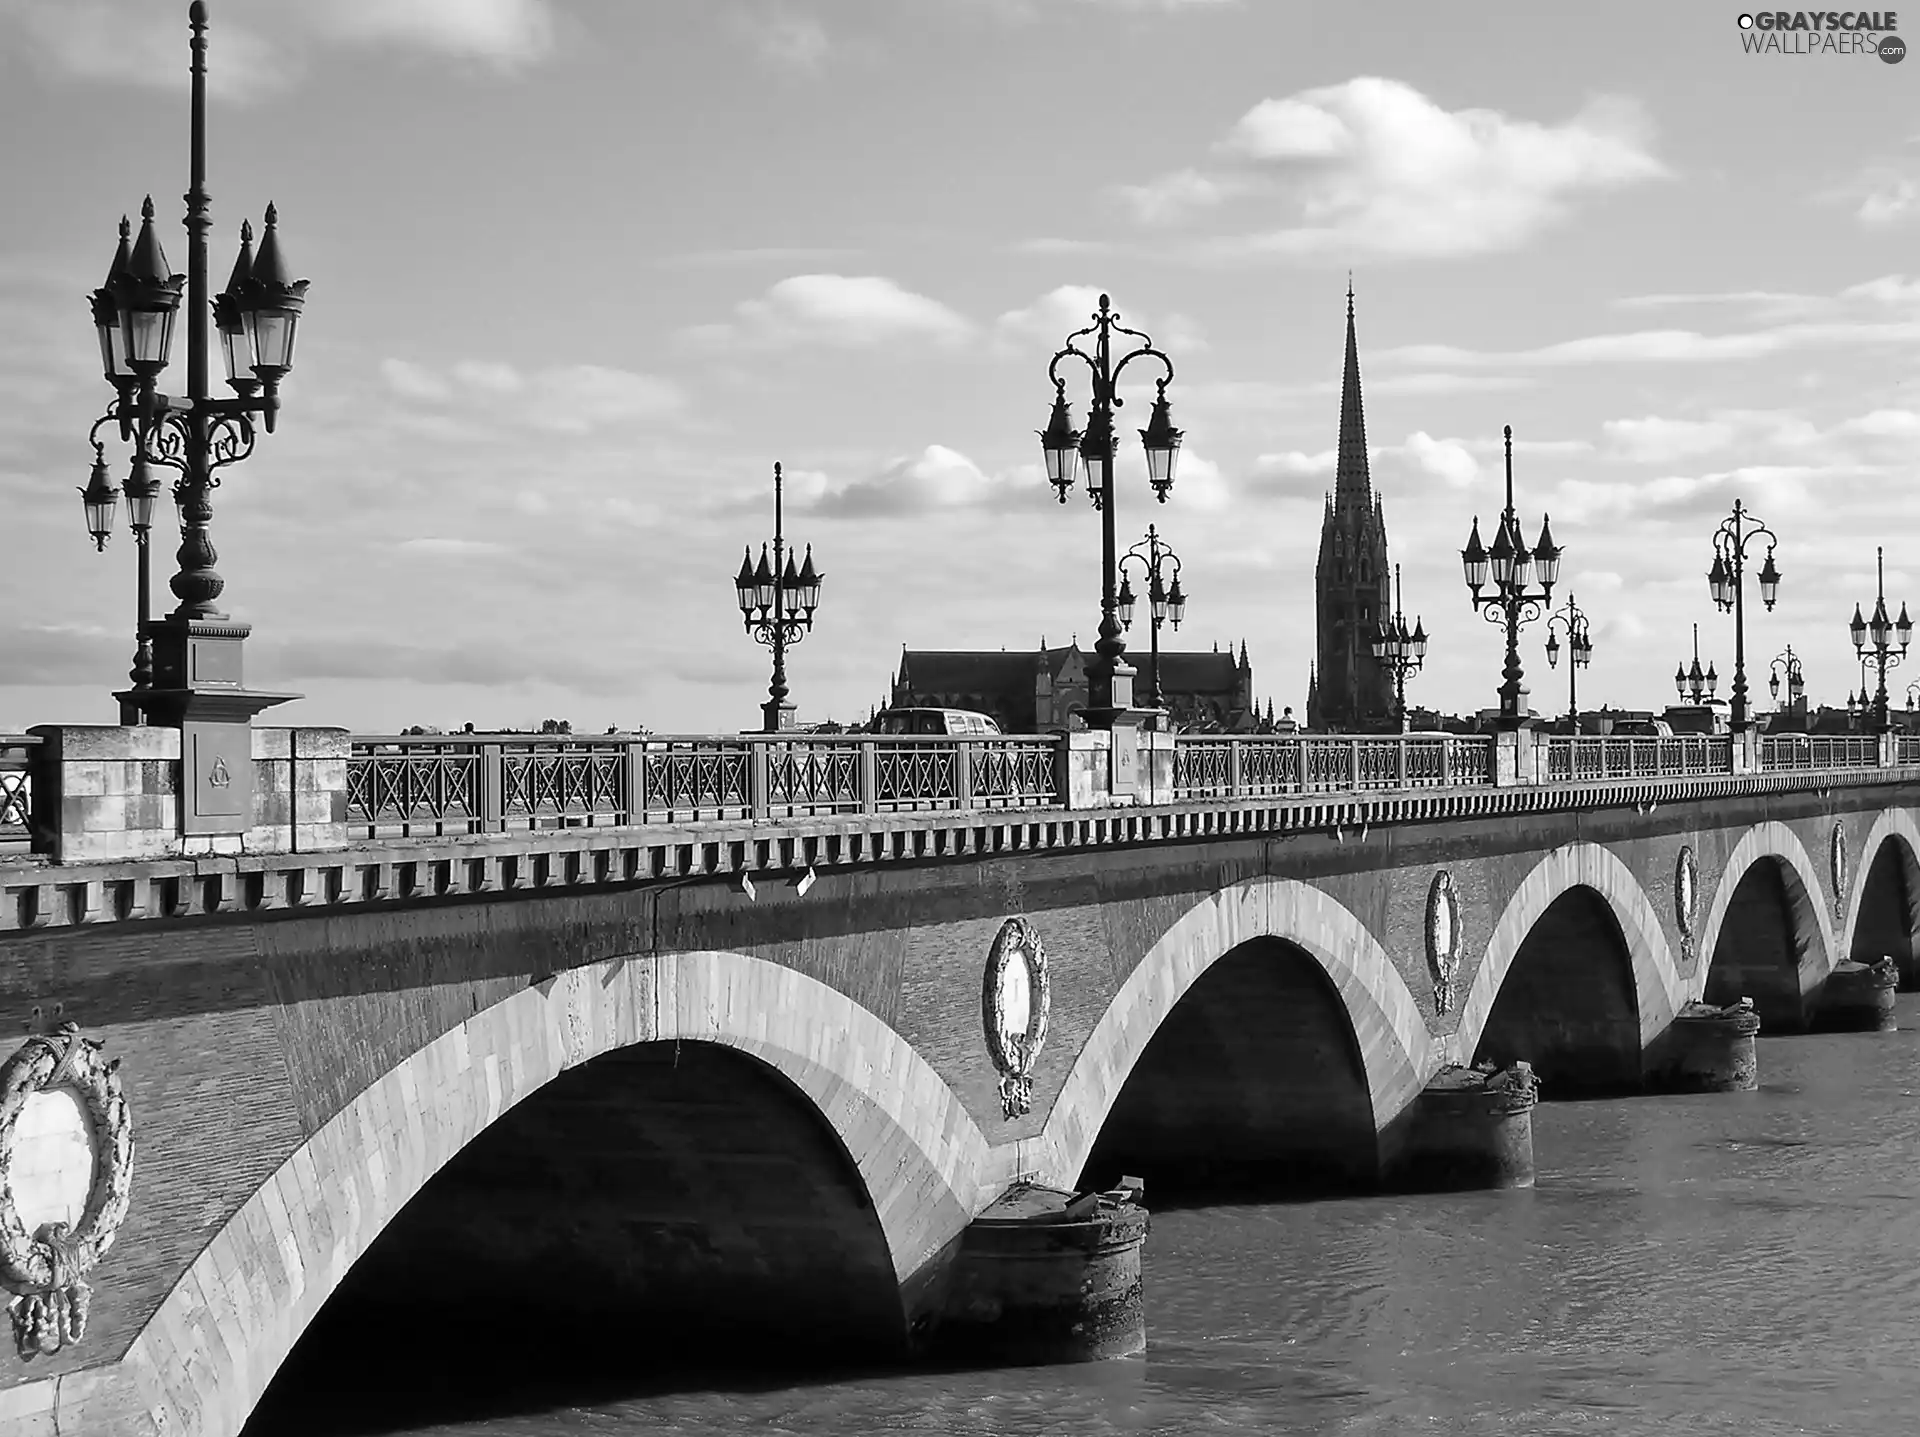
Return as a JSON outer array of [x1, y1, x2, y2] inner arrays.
[[1440, 738, 1453, 787], [955, 739, 974, 808], [1228, 739, 1243, 798], [1395, 736, 1408, 789], [1880, 730, 1898, 768], [1296, 738, 1310, 793], [859, 740, 878, 815], [1349, 737, 1361, 789], [478, 742, 504, 833], [623, 740, 647, 825], [749, 740, 771, 820]]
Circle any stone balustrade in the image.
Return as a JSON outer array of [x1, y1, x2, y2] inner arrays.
[[0, 723, 1912, 883]]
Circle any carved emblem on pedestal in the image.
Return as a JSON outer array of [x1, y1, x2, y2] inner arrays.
[[982, 917, 1051, 1119], [0, 1022, 134, 1359], [1675, 846, 1699, 966], [1831, 822, 1849, 921], [1426, 871, 1461, 1015], [207, 755, 232, 789]]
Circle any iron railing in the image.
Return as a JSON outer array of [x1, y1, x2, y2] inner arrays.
[[345, 733, 1061, 839], [1545, 736, 1732, 782], [1172, 734, 1496, 800], [1759, 734, 1882, 771], [0, 736, 38, 854]]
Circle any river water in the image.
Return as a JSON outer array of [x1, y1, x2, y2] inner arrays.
[[268, 995, 1920, 1437]]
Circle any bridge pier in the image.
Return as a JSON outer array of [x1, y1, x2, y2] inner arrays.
[[1389, 1063, 1539, 1192], [1645, 999, 1762, 1092], [933, 1182, 1149, 1365], [1812, 957, 1900, 1033]]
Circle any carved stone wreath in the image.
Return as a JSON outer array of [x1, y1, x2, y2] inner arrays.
[[1426, 871, 1462, 1016], [1675, 846, 1699, 966], [982, 917, 1051, 1119], [0, 1024, 134, 1359], [1831, 822, 1849, 922]]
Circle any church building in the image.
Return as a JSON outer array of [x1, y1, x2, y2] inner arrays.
[[1305, 285, 1395, 732]]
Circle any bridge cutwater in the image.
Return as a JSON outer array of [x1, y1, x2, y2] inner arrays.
[[0, 720, 1916, 1435]]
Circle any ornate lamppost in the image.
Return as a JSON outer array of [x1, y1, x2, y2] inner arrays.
[[1543, 592, 1593, 729], [1848, 545, 1912, 734], [82, 3, 310, 740], [1460, 425, 1561, 729], [1706, 499, 1781, 729], [1370, 563, 1428, 732], [1767, 644, 1805, 714], [1038, 293, 1184, 728], [78, 415, 163, 724], [1673, 623, 1719, 706], [1115, 524, 1187, 714], [733, 462, 822, 733]]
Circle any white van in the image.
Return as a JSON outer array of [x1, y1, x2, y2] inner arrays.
[[872, 707, 1004, 737]]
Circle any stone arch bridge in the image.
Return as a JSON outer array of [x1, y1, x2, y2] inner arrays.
[[0, 726, 1915, 1434]]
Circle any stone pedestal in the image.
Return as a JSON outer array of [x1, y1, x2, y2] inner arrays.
[[1812, 957, 1900, 1033], [935, 1181, 1149, 1365], [1648, 999, 1761, 1092], [1393, 1062, 1538, 1192]]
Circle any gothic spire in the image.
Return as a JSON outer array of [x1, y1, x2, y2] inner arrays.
[[1334, 278, 1372, 516]]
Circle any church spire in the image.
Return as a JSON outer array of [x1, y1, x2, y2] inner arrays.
[[1334, 277, 1372, 516]]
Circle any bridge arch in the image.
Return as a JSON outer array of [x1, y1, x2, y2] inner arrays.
[[116, 951, 990, 1437], [1839, 807, 1920, 986], [1698, 820, 1836, 1030], [1039, 877, 1436, 1191], [1454, 842, 1685, 1093]]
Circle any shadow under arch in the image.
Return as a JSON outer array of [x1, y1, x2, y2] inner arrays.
[[1036, 878, 1437, 1200], [1841, 809, 1920, 988], [1453, 842, 1685, 1094], [1078, 934, 1384, 1201], [104, 951, 993, 1437], [1698, 822, 1836, 1032]]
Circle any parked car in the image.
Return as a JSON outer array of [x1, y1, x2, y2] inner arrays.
[[872, 707, 1004, 736], [1609, 718, 1674, 737]]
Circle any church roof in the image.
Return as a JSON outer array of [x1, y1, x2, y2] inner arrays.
[[898, 650, 1038, 698]]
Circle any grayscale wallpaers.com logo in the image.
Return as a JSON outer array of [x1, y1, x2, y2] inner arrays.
[[1738, 11, 1906, 61]]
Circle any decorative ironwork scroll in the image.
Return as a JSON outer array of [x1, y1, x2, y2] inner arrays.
[[982, 917, 1051, 1119], [1427, 871, 1462, 1015], [0, 1023, 134, 1358], [1831, 822, 1849, 922], [1675, 845, 1699, 966]]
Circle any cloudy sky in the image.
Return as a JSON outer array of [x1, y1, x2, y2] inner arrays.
[[2, 0, 1917, 734]]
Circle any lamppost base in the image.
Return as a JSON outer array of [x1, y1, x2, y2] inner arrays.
[[117, 616, 300, 838], [761, 700, 797, 734]]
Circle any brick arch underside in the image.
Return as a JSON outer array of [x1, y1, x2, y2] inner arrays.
[[100, 952, 993, 1437], [1705, 857, 1830, 1031], [1848, 826, 1920, 988], [1041, 878, 1435, 1198], [1078, 936, 1382, 1195], [1471, 885, 1642, 1096]]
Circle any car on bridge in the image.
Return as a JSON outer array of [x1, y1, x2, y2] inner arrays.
[[872, 707, 1005, 736]]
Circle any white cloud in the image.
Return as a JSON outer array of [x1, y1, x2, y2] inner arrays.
[[1842, 275, 1920, 306], [395, 537, 511, 557], [0, 0, 557, 98], [993, 285, 1202, 359], [1377, 318, 1920, 369], [725, 3, 833, 73], [375, 356, 683, 430], [1119, 77, 1667, 258], [1397, 431, 1479, 488], [809, 445, 1027, 518], [1171, 451, 1231, 511], [450, 360, 525, 394], [1253, 449, 1335, 479], [380, 358, 454, 402], [1602, 416, 1735, 463], [689, 275, 975, 350], [1858, 176, 1919, 226]]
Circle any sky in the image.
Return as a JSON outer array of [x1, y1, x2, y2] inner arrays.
[[2, 0, 1918, 735]]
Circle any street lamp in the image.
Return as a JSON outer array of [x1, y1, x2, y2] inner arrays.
[[1370, 563, 1427, 732], [1115, 524, 1187, 715], [1849, 544, 1912, 733], [733, 462, 822, 733], [1039, 293, 1183, 728], [1673, 623, 1719, 706], [1706, 498, 1781, 730], [1460, 425, 1561, 729], [83, 3, 311, 729], [1543, 592, 1593, 730], [1767, 643, 1805, 712]]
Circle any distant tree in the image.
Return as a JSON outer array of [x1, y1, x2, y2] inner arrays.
[[539, 718, 572, 735]]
